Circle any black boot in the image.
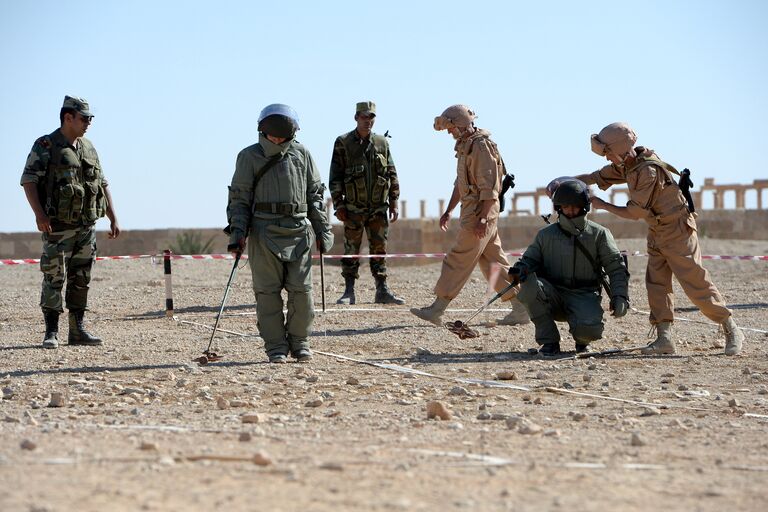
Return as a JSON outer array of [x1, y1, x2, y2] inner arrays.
[[68, 310, 103, 346], [42, 310, 59, 349], [374, 277, 405, 305], [336, 276, 356, 305]]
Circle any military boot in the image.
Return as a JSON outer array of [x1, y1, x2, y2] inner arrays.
[[497, 299, 531, 325], [42, 310, 59, 349], [410, 297, 451, 326], [721, 316, 744, 356], [641, 321, 674, 355], [68, 310, 103, 346], [336, 276, 356, 305], [374, 276, 405, 305]]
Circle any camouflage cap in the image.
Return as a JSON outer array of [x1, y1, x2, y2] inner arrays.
[[62, 95, 93, 117], [355, 101, 376, 116]]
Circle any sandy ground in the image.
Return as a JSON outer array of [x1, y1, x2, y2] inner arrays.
[[1, 237, 767, 512]]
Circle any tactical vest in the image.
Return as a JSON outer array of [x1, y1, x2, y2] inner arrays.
[[41, 133, 107, 225], [339, 132, 390, 209], [626, 148, 687, 217]]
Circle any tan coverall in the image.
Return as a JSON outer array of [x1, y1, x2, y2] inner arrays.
[[434, 130, 515, 300], [583, 148, 730, 324]]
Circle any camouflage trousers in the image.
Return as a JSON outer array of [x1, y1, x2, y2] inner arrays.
[[39, 225, 97, 313], [341, 211, 389, 280]]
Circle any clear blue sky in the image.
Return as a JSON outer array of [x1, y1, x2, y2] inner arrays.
[[2, 0, 767, 232]]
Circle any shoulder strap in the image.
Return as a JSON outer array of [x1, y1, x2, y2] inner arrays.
[[40, 135, 56, 215], [252, 151, 284, 190], [556, 224, 611, 296]]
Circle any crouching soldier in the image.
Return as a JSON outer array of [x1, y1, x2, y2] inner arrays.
[[509, 179, 629, 355], [227, 104, 333, 363]]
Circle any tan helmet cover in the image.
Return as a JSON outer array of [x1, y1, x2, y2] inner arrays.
[[434, 104, 476, 131], [591, 122, 637, 157]]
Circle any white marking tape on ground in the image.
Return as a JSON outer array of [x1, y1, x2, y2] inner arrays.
[[4, 251, 768, 266], [630, 307, 768, 334]]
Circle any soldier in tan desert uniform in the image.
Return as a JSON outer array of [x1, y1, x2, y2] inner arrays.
[[575, 122, 744, 356], [410, 105, 529, 326]]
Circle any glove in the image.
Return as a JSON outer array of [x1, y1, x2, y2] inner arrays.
[[227, 237, 246, 255], [610, 295, 629, 318], [508, 265, 529, 285], [334, 207, 349, 222], [316, 229, 334, 253]]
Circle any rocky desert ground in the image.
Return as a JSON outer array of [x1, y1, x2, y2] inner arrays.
[[1, 237, 767, 512]]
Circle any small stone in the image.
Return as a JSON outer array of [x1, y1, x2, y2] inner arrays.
[[416, 347, 433, 356], [139, 442, 158, 451], [345, 376, 360, 385], [742, 367, 752, 375], [640, 407, 662, 417], [2, 387, 14, 399], [532, 397, 544, 405], [728, 398, 740, 408], [561, 382, 574, 390], [216, 397, 230, 410], [630, 432, 646, 446], [20, 439, 37, 451], [535, 372, 547, 380], [569, 412, 588, 422], [48, 392, 66, 408], [517, 419, 543, 435], [583, 374, 593, 382], [252, 451, 272, 466], [305, 375, 320, 383], [496, 371, 517, 381], [305, 398, 324, 408], [238, 432, 252, 442], [677, 384, 689, 391], [586, 401, 597, 408], [505, 416, 523, 429], [543, 429, 561, 437], [319, 461, 344, 471], [241, 413, 264, 424], [448, 386, 471, 396], [426, 401, 452, 420], [587, 364, 598, 370], [477, 412, 492, 420], [229, 400, 248, 408]]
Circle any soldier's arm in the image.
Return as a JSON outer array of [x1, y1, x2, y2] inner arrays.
[[103, 185, 120, 239], [306, 150, 334, 251], [226, 149, 257, 247], [597, 229, 629, 299], [472, 140, 501, 203], [385, 142, 400, 204], [20, 139, 52, 233], [575, 163, 625, 190], [328, 137, 347, 211]]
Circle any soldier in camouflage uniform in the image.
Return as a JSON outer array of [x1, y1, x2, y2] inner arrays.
[[20, 96, 120, 349], [328, 101, 404, 305], [227, 104, 333, 364]]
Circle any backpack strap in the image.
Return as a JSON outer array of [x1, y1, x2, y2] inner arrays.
[[556, 224, 611, 296]]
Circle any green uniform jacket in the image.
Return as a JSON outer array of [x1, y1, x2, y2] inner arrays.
[[20, 128, 108, 229], [328, 130, 400, 215], [227, 134, 332, 255], [513, 215, 629, 298]]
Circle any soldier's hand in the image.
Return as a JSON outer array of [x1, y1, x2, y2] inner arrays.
[[439, 211, 451, 232], [228, 237, 246, 256], [108, 220, 121, 239], [473, 219, 488, 240], [334, 207, 349, 222], [508, 266, 528, 285], [35, 212, 52, 233], [388, 205, 399, 223], [610, 295, 629, 318]]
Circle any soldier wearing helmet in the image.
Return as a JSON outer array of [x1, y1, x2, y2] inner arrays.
[[226, 104, 334, 363], [575, 122, 744, 356], [508, 178, 629, 355], [328, 101, 404, 306], [410, 105, 529, 327]]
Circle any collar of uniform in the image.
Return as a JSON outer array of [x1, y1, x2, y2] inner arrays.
[[50, 127, 79, 150], [558, 213, 587, 234], [454, 128, 490, 155], [259, 133, 292, 158], [352, 129, 372, 145]]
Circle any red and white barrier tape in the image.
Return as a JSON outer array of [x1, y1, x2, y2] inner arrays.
[[3, 251, 768, 266]]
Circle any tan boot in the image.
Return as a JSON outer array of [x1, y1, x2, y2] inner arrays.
[[410, 297, 451, 326], [721, 316, 744, 356], [641, 321, 675, 355], [497, 298, 531, 326]]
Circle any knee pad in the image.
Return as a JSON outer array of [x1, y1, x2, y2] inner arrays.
[[570, 322, 604, 342]]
